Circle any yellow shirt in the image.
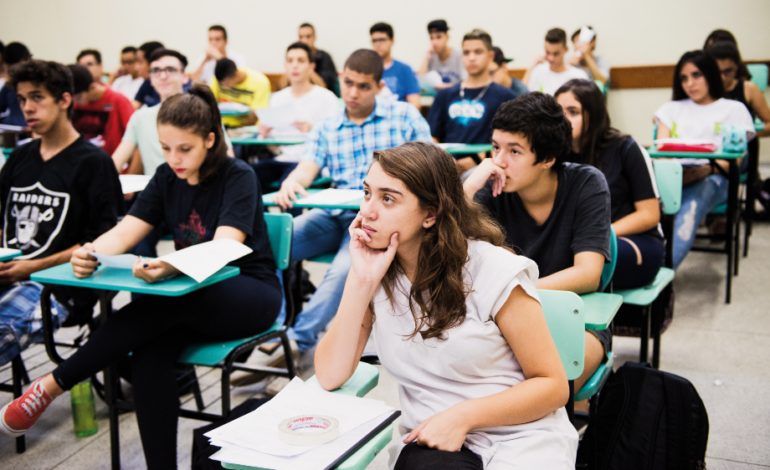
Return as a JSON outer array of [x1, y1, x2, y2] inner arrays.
[[212, 68, 271, 127]]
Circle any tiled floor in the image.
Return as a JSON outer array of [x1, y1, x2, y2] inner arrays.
[[3, 219, 770, 469]]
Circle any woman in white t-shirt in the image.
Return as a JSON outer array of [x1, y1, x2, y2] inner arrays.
[[315, 142, 578, 469], [654, 50, 755, 269]]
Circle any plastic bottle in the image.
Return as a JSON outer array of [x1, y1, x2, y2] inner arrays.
[[70, 380, 98, 437]]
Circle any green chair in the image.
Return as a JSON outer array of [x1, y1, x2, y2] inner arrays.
[[599, 226, 618, 292], [747, 63, 768, 93], [613, 159, 680, 369], [594, 77, 609, 97], [177, 212, 298, 421]]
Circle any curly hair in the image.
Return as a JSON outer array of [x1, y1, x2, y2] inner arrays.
[[371, 142, 511, 341]]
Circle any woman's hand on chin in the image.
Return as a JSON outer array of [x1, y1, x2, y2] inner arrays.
[[348, 213, 398, 287]]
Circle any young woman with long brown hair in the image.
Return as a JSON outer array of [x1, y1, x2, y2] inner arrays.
[[315, 142, 577, 469], [0, 84, 281, 469]]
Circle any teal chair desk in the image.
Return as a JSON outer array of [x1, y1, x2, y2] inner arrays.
[[0, 248, 22, 262], [263, 188, 363, 211]]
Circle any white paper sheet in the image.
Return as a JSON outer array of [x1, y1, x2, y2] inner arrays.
[[86, 238, 252, 283], [297, 189, 363, 206], [419, 71, 444, 88], [219, 102, 252, 113], [0, 248, 20, 258], [210, 411, 395, 470], [436, 143, 464, 150], [205, 377, 393, 458], [119, 175, 152, 194], [256, 104, 298, 131]]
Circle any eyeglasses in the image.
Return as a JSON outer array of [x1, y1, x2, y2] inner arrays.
[[149, 67, 181, 76], [371, 38, 389, 44], [121, 59, 136, 66], [720, 67, 737, 77]]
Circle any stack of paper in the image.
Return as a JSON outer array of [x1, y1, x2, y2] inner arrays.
[[219, 102, 253, 113], [87, 238, 252, 283], [207, 377, 396, 470], [119, 175, 152, 194], [256, 104, 299, 131], [298, 189, 363, 206]]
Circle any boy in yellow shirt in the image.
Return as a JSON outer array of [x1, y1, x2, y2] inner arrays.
[[212, 58, 270, 127]]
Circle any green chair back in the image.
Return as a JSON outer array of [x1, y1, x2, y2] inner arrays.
[[600, 226, 618, 292], [653, 160, 683, 215], [748, 63, 768, 93], [264, 213, 293, 270], [538, 290, 585, 381]]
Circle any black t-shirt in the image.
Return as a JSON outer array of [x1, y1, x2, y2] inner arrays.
[[0, 136, 124, 260], [475, 162, 611, 277], [427, 82, 517, 154], [315, 49, 338, 94], [128, 157, 279, 287], [570, 136, 662, 241]]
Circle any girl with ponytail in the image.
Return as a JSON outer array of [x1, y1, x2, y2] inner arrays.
[[1, 84, 282, 469]]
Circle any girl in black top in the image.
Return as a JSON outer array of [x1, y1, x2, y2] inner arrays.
[[556, 79, 664, 288], [0, 85, 281, 469]]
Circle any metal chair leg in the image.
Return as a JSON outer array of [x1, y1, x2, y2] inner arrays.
[[640, 304, 651, 364], [11, 355, 26, 453]]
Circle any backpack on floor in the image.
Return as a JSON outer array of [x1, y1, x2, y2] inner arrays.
[[577, 362, 709, 470]]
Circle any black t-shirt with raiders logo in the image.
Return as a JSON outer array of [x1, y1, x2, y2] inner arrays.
[[0, 136, 124, 261], [128, 157, 279, 289]]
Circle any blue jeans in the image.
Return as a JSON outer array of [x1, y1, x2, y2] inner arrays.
[[286, 209, 357, 352], [673, 174, 729, 269]]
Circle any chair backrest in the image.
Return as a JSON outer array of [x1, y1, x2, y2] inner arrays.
[[538, 290, 585, 381], [747, 63, 768, 93], [599, 226, 618, 292], [264, 213, 293, 271], [653, 160, 683, 215]]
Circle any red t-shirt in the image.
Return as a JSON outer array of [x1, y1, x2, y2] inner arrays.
[[71, 85, 135, 156]]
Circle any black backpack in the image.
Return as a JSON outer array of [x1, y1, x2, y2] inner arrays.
[[577, 362, 709, 470]]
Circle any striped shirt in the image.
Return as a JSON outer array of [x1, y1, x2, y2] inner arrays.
[[303, 98, 432, 190]]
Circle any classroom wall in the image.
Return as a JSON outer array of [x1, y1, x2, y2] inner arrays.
[[2, 0, 769, 157]]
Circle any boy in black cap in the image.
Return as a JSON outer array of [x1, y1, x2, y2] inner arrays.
[[417, 19, 466, 88], [489, 46, 529, 96]]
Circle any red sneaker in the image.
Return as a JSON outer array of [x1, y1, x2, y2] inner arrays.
[[1, 379, 53, 437]]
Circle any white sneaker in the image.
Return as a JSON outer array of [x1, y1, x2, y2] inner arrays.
[[264, 377, 291, 396]]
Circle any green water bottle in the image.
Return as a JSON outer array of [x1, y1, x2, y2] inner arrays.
[[70, 380, 98, 437]]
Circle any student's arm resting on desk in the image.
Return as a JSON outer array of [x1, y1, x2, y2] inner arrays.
[[404, 285, 568, 451], [315, 214, 398, 390], [536, 251, 605, 293], [274, 161, 320, 209], [0, 232, 80, 283], [71, 215, 155, 278]]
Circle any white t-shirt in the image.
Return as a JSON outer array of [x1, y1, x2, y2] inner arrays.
[[654, 98, 756, 146], [268, 85, 340, 162], [111, 75, 144, 101], [195, 49, 247, 85], [372, 240, 578, 469], [527, 63, 589, 95], [566, 54, 610, 82]]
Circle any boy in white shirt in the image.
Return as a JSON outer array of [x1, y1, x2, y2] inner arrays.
[[190, 25, 247, 85], [568, 26, 610, 85], [109, 47, 144, 100], [252, 42, 339, 190], [524, 28, 588, 95]]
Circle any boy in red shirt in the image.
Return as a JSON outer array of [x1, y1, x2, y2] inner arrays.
[[67, 64, 134, 155]]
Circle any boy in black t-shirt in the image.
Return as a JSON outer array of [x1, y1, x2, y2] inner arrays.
[[427, 29, 517, 174], [463, 92, 611, 405], [0, 60, 123, 365]]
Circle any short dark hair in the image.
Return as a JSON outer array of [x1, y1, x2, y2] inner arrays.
[[492, 92, 572, 172], [121, 46, 137, 55], [571, 26, 596, 43], [9, 60, 74, 117], [138, 41, 164, 60], [148, 48, 188, 70], [67, 64, 95, 95], [77, 49, 101, 64], [209, 25, 227, 41], [214, 58, 238, 82], [343, 49, 384, 83], [5, 42, 31, 66], [299, 22, 315, 31], [706, 40, 751, 81], [545, 28, 567, 46], [427, 19, 449, 34], [703, 29, 737, 48], [672, 50, 724, 101], [287, 42, 314, 63], [462, 29, 493, 51], [158, 84, 228, 185], [370, 22, 394, 40]]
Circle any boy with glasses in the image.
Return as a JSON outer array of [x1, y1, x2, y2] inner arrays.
[[108, 46, 144, 100], [427, 29, 517, 173], [132, 41, 191, 109], [370, 22, 421, 109]]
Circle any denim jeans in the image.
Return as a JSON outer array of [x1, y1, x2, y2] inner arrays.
[[285, 209, 357, 352], [673, 174, 728, 269]]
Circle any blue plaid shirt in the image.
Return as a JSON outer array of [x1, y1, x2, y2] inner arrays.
[[302, 98, 432, 190]]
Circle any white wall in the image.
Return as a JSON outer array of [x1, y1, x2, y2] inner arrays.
[[2, 0, 769, 156]]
